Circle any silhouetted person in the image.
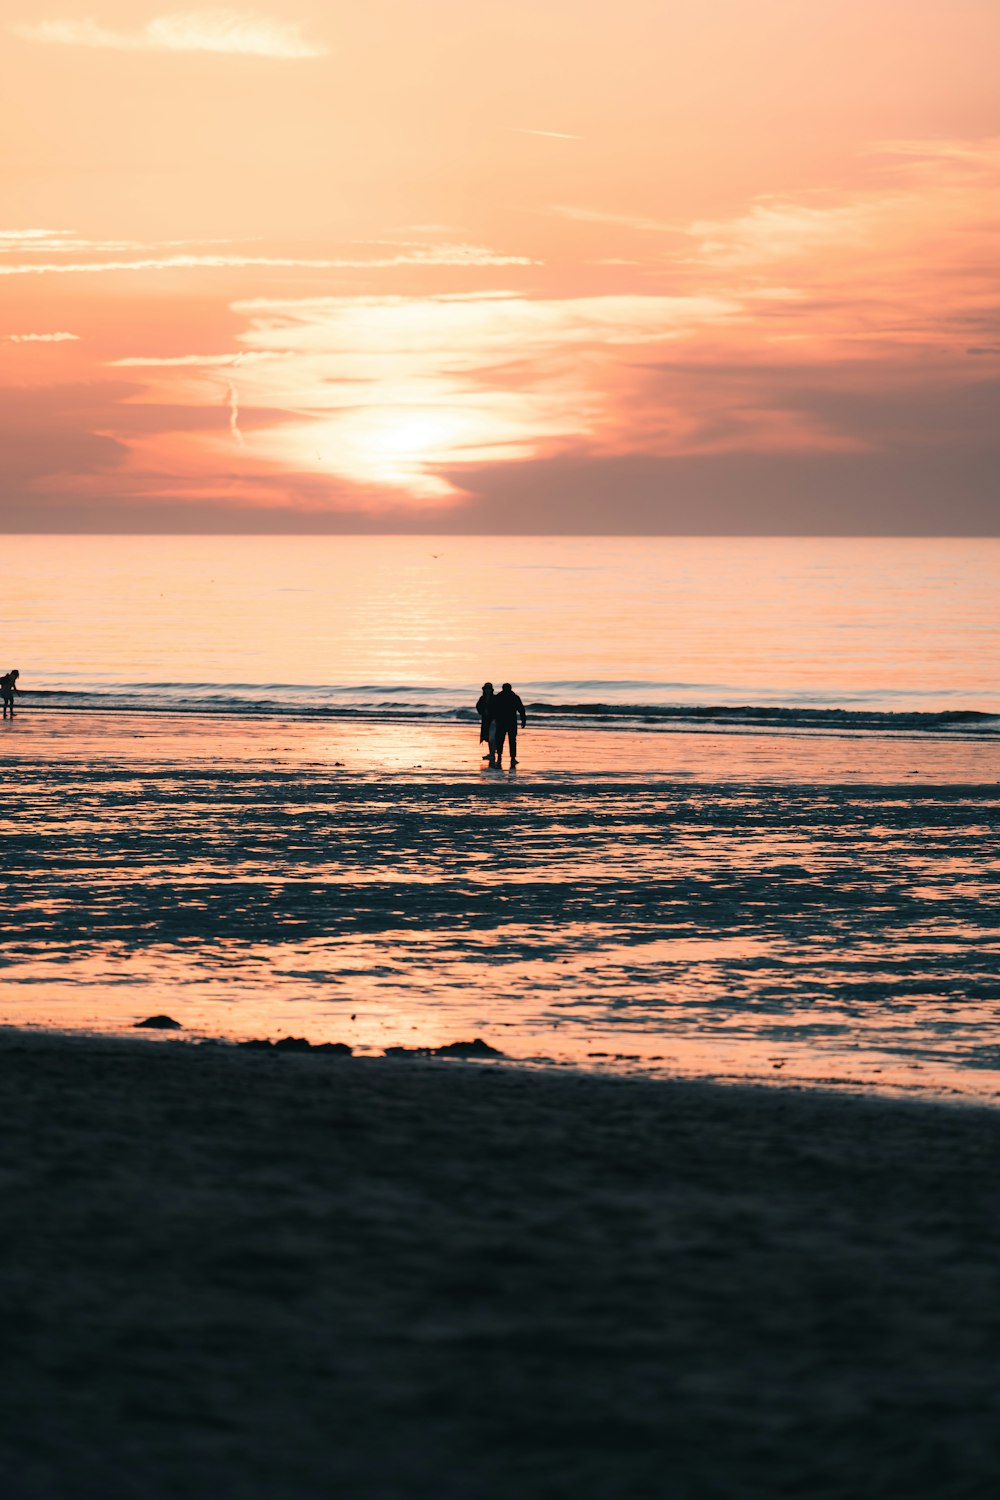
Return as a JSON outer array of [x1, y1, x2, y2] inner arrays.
[[1, 669, 18, 719], [492, 682, 526, 767], [476, 681, 497, 766]]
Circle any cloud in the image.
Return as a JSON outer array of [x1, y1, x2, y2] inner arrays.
[[683, 139, 1000, 279], [441, 448, 1000, 537], [0, 382, 134, 487], [111, 351, 276, 367], [0, 228, 75, 246], [10, 11, 327, 58], [689, 199, 871, 264], [66, 289, 743, 511], [115, 289, 739, 502], [5, 133, 996, 523], [0, 229, 247, 254], [265, 288, 732, 361], [867, 138, 1000, 174], [0, 244, 536, 276], [506, 128, 582, 141], [226, 382, 244, 445], [2, 331, 78, 342]]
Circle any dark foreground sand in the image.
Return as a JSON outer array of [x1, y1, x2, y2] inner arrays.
[[2, 1035, 1000, 1500]]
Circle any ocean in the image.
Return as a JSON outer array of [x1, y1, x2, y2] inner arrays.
[[1, 534, 997, 1100], [3, 534, 998, 725]]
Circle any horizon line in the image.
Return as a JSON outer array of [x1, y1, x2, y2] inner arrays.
[[1, 530, 996, 540]]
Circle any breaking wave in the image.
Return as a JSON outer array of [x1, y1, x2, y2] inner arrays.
[[20, 685, 999, 737]]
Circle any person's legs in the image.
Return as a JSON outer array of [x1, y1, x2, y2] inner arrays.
[[495, 726, 507, 766], [508, 725, 517, 764]]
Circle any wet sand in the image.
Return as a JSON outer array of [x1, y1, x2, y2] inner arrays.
[[3, 709, 999, 1098], [3, 1030, 1000, 1499]]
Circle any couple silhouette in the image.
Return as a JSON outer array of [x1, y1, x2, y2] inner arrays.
[[476, 682, 526, 769]]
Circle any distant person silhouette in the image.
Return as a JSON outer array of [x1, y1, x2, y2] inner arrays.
[[1, 669, 18, 719], [492, 682, 526, 768], [476, 681, 497, 766]]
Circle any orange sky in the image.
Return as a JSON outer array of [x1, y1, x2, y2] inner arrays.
[[2, 1, 998, 531]]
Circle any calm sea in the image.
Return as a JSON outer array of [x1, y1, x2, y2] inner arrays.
[[2, 535, 998, 727]]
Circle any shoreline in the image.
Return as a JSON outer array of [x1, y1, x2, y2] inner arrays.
[[5, 1018, 998, 1112], [6, 1018, 1000, 1110], [4, 1028, 1000, 1497], [3, 703, 997, 778], [8, 694, 999, 742]]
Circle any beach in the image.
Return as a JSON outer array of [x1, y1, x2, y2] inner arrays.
[[3, 1030, 1000, 1499], [2, 713, 998, 1495], [2, 536, 998, 1495]]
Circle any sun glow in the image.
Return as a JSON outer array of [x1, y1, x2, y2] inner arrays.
[[309, 410, 484, 500]]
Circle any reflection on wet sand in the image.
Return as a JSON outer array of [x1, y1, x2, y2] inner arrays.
[[1, 712, 997, 1103]]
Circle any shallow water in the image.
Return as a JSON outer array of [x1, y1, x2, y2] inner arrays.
[[2, 713, 997, 1103]]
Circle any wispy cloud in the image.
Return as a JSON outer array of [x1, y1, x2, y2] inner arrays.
[[0, 244, 536, 276], [506, 128, 582, 141], [233, 291, 736, 353], [226, 382, 244, 444], [0, 228, 249, 256], [11, 11, 328, 58], [689, 199, 871, 264], [111, 351, 275, 367], [684, 140, 1000, 275], [867, 138, 1000, 172], [0, 228, 74, 245], [2, 330, 79, 341]]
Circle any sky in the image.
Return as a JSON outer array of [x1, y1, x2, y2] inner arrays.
[[1, 0, 998, 533]]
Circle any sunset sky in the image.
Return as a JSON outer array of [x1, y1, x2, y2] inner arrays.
[[2, 0, 998, 532]]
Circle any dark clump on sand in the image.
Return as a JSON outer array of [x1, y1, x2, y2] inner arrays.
[[237, 1036, 353, 1055], [2, 1035, 1000, 1499], [384, 1038, 504, 1059]]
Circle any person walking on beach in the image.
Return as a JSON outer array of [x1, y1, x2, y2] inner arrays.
[[492, 682, 526, 768], [1, 669, 18, 719], [476, 681, 497, 767]]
